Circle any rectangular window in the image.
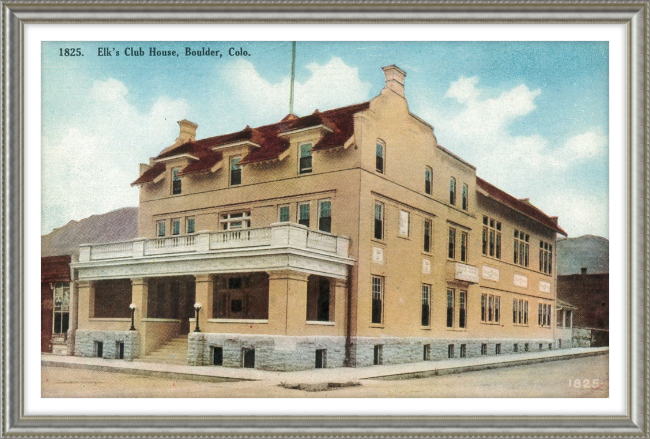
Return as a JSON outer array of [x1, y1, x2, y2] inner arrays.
[[423, 219, 432, 253], [525, 343, 529, 352], [460, 344, 466, 358], [278, 205, 290, 222], [514, 230, 530, 267], [448, 344, 455, 359], [52, 282, 70, 335], [398, 210, 410, 237], [315, 349, 326, 369], [220, 211, 251, 230], [373, 345, 383, 365], [371, 276, 384, 324], [318, 200, 332, 233], [425, 167, 432, 195], [172, 167, 182, 195], [171, 218, 181, 235], [495, 343, 501, 355], [376, 142, 384, 174], [299, 143, 313, 174], [481, 343, 487, 355], [156, 220, 166, 237], [513, 299, 529, 325], [460, 231, 468, 263], [524, 301, 529, 325], [212, 347, 223, 366], [230, 156, 242, 186], [421, 284, 431, 327], [448, 228, 456, 259], [446, 289, 455, 328], [459, 291, 467, 329], [539, 240, 553, 274], [481, 293, 501, 323], [374, 202, 384, 240], [186, 217, 195, 234], [298, 202, 310, 227], [462, 183, 468, 210], [514, 343, 519, 353], [513, 299, 518, 324], [423, 344, 431, 361], [482, 216, 502, 259], [449, 177, 456, 205]]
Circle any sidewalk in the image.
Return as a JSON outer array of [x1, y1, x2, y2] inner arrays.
[[42, 347, 608, 387]]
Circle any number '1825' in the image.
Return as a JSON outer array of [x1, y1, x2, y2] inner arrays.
[[59, 48, 82, 56], [569, 379, 601, 388]]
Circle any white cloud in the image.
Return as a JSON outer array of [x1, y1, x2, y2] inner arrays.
[[444, 75, 480, 104], [222, 57, 372, 121], [41, 78, 189, 234]]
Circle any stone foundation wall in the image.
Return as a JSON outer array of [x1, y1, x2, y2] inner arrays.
[[573, 328, 592, 347], [74, 330, 140, 361], [188, 333, 347, 371]]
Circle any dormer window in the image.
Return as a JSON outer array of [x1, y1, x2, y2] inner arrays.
[[230, 156, 242, 186], [299, 143, 312, 174], [172, 168, 182, 195], [376, 142, 385, 174]]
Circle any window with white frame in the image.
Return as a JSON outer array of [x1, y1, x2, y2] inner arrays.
[[449, 177, 457, 205], [482, 216, 502, 259], [171, 167, 182, 195], [374, 202, 384, 240], [459, 291, 467, 329], [448, 227, 456, 259], [278, 205, 290, 222], [171, 218, 181, 235], [52, 282, 70, 335], [446, 289, 455, 328], [299, 143, 313, 174], [376, 142, 385, 174], [421, 284, 431, 327], [481, 293, 501, 323], [513, 299, 529, 325], [156, 220, 166, 237], [423, 219, 432, 253], [298, 202, 310, 227], [460, 231, 468, 263], [539, 240, 553, 274], [230, 156, 242, 186], [538, 303, 552, 327], [186, 217, 195, 234], [462, 183, 469, 210], [371, 276, 384, 324], [318, 200, 332, 233], [424, 166, 432, 195], [398, 210, 410, 237], [514, 230, 530, 267], [220, 211, 251, 230]]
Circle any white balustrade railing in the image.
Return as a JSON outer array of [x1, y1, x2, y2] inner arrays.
[[144, 235, 197, 255], [306, 230, 338, 253], [90, 241, 134, 260], [210, 227, 272, 249]]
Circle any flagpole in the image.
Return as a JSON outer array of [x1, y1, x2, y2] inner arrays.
[[289, 41, 296, 115]]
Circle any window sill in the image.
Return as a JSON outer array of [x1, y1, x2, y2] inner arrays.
[[141, 318, 181, 323], [445, 327, 468, 332], [422, 252, 433, 257], [480, 321, 502, 326], [369, 324, 385, 329], [513, 324, 530, 327], [371, 239, 386, 246], [397, 235, 411, 240], [306, 321, 335, 326], [89, 318, 130, 322], [206, 319, 269, 324], [420, 326, 432, 330]]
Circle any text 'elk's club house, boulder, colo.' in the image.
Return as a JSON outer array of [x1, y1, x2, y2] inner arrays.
[[69, 65, 569, 371]]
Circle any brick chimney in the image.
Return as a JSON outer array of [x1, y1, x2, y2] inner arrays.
[[176, 119, 198, 144], [382, 65, 407, 97]]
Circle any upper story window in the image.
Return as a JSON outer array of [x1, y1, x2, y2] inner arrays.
[[299, 143, 313, 174], [374, 202, 384, 240], [171, 168, 182, 195], [448, 227, 456, 259], [156, 220, 166, 237], [230, 156, 242, 186], [298, 202, 310, 227], [423, 219, 432, 253], [462, 183, 468, 210], [539, 240, 553, 274], [424, 167, 432, 195], [514, 230, 530, 267], [482, 216, 502, 259], [221, 211, 251, 230], [278, 205, 290, 222], [460, 231, 468, 263], [186, 217, 195, 234], [449, 177, 457, 205], [171, 218, 181, 235], [318, 200, 332, 233], [376, 142, 385, 174], [398, 210, 410, 237]]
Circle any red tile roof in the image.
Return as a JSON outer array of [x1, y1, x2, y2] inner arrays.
[[476, 176, 567, 236], [131, 162, 166, 186], [144, 101, 370, 174]]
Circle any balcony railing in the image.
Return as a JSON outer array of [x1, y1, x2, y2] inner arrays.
[[78, 223, 350, 263]]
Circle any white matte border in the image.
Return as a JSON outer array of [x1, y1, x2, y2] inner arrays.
[[25, 23, 626, 417]]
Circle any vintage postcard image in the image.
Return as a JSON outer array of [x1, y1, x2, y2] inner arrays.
[[40, 41, 609, 398]]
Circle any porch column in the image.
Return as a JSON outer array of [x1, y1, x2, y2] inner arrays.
[[569, 310, 573, 329], [562, 309, 567, 328], [131, 278, 149, 324], [76, 280, 93, 329], [333, 278, 348, 328], [67, 278, 79, 355], [194, 274, 214, 323], [267, 270, 309, 335]]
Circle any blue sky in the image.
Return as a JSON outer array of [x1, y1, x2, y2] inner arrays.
[[42, 41, 609, 237]]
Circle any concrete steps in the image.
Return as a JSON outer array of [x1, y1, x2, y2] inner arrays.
[[138, 335, 189, 365]]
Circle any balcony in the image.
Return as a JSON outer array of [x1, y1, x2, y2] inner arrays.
[[74, 223, 352, 281]]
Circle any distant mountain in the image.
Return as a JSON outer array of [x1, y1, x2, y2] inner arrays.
[[41, 207, 139, 257], [556, 234, 609, 275]]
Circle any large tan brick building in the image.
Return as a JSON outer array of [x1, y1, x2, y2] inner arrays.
[[71, 65, 567, 370]]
